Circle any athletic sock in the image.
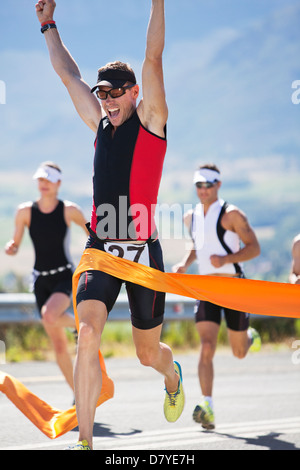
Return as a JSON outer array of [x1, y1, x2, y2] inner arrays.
[[203, 396, 213, 410]]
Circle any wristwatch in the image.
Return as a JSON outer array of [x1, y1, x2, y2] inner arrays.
[[41, 23, 57, 34]]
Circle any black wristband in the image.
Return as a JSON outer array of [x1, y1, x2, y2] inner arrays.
[[41, 23, 57, 34]]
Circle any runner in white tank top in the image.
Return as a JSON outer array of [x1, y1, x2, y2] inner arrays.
[[173, 164, 261, 430], [191, 198, 242, 276]]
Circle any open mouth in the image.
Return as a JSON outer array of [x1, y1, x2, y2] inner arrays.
[[107, 108, 120, 120]]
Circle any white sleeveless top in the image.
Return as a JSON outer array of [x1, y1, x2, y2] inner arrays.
[[191, 199, 243, 276]]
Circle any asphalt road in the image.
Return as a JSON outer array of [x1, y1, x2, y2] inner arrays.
[[0, 348, 299, 451]]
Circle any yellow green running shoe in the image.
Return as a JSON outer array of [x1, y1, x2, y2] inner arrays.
[[164, 361, 185, 422], [193, 401, 215, 430], [249, 327, 261, 352], [65, 440, 91, 450]]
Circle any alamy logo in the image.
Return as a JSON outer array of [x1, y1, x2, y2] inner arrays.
[[95, 198, 204, 249], [0, 340, 6, 364], [0, 80, 6, 105], [291, 340, 300, 365], [291, 80, 300, 105]]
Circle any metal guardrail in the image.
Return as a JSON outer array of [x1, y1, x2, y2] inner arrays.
[[0, 292, 196, 324]]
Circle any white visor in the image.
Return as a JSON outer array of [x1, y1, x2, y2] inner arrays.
[[33, 166, 62, 183], [193, 168, 220, 184]]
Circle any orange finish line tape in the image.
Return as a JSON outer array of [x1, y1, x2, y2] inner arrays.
[[1, 247, 299, 440], [73, 248, 300, 319]]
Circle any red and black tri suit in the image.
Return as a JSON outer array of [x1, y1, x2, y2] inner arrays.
[[90, 110, 166, 241], [77, 110, 167, 330]]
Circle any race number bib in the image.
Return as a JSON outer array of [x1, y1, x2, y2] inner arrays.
[[104, 242, 150, 267]]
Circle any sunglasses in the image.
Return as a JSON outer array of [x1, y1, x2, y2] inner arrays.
[[96, 84, 135, 100], [195, 181, 217, 189]]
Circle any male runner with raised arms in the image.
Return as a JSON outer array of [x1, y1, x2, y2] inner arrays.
[[35, 0, 184, 450], [5, 161, 88, 392], [173, 164, 261, 430]]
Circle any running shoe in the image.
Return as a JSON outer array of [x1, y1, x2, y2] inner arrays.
[[193, 400, 215, 430], [249, 327, 261, 352], [65, 440, 91, 450], [164, 361, 185, 422]]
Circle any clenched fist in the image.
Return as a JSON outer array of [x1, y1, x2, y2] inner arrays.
[[35, 0, 56, 24], [5, 240, 18, 256]]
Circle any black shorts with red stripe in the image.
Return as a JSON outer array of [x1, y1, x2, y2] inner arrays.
[[76, 236, 165, 330]]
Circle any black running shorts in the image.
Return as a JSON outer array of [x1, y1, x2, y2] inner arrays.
[[195, 299, 249, 332], [34, 269, 73, 315], [76, 236, 165, 330]]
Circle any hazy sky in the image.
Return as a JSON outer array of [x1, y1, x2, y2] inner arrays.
[[0, 0, 300, 279], [0, 0, 299, 182]]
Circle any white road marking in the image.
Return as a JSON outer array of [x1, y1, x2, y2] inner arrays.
[[1, 416, 299, 450]]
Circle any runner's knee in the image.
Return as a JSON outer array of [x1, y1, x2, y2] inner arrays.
[[78, 322, 100, 352], [41, 305, 58, 326]]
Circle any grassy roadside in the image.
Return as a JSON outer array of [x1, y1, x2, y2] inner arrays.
[[1, 318, 299, 363]]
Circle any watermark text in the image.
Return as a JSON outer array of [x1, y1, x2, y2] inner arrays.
[[95, 198, 204, 249], [291, 80, 300, 104], [0, 80, 6, 105]]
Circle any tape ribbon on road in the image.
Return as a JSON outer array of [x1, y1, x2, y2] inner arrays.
[[1, 248, 300, 439]]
